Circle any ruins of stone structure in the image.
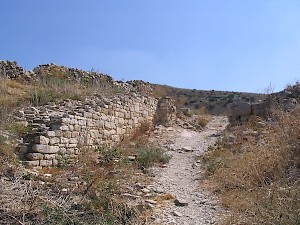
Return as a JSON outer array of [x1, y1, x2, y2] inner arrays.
[[154, 97, 177, 126], [14, 93, 164, 167], [0, 60, 36, 81], [227, 100, 271, 126], [0, 60, 178, 167]]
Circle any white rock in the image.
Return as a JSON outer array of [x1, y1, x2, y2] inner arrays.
[[173, 210, 183, 217]]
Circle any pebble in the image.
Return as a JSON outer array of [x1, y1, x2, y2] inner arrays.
[[146, 199, 157, 204], [141, 188, 150, 193], [182, 146, 194, 152], [173, 210, 183, 217], [174, 198, 188, 206]]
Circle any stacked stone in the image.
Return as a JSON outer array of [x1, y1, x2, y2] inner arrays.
[[0, 60, 36, 81], [227, 100, 271, 126], [154, 97, 177, 126], [16, 93, 158, 167], [33, 63, 113, 84]]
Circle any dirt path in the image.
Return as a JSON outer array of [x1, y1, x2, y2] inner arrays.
[[151, 116, 228, 225]]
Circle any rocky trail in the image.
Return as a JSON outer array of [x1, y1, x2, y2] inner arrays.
[[150, 116, 228, 225]]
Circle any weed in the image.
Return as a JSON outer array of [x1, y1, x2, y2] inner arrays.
[[136, 147, 171, 168], [96, 146, 121, 165]]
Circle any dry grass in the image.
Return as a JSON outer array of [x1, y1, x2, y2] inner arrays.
[[0, 145, 150, 224], [0, 76, 155, 224], [202, 107, 300, 224]]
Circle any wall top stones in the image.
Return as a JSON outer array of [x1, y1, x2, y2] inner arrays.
[[0, 60, 154, 95]]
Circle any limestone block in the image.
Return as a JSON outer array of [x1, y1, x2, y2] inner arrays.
[[40, 160, 53, 167], [63, 131, 72, 138], [26, 153, 44, 160], [44, 154, 56, 160], [83, 112, 93, 118], [116, 127, 122, 135], [55, 130, 62, 137], [34, 136, 49, 145], [46, 131, 56, 137], [61, 117, 70, 124], [92, 113, 100, 120], [125, 112, 130, 119], [58, 143, 67, 148], [68, 143, 77, 148], [69, 125, 74, 131], [60, 125, 69, 131], [112, 135, 120, 142], [52, 159, 59, 166], [23, 160, 40, 167], [61, 137, 69, 144], [90, 130, 99, 138], [67, 148, 75, 154], [69, 138, 78, 144], [59, 148, 67, 154], [56, 154, 63, 160], [71, 131, 79, 138], [87, 119, 95, 127], [78, 120, 86, 126], [32, 144, 59, 154], [105, 121, 113, 129], [74, 125, 81, 131], [118, 118, 124, 126], [96, 120, 104, 127]]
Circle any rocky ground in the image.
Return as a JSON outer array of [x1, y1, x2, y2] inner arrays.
[[149, 116, 228, 225]]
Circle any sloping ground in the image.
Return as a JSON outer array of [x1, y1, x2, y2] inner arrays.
[[202, 107, 300, 224], [150, 116, 228, 224]]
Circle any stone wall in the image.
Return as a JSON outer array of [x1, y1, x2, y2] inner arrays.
[[0, 60, 36, 81], [15, 93, 160, 167], [227, 100, 270, 126], [154, 97, 177, 126]]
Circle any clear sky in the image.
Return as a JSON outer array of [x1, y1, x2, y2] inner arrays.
[[1, 0, 300, 93]]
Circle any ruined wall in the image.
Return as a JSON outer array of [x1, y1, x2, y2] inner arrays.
[[228, 88, 300, 126], [154, 97, 177, 126], [15, 94, 159, 167], [0, 60, 36, 81], [227, 100, 271, 126]]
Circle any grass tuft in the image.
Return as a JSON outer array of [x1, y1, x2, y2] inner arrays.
[[136, 147, 172, 168]]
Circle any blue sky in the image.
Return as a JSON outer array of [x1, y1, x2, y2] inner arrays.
[[0, 0, 300, 93]]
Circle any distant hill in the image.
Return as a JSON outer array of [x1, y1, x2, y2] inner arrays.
[[150, 84, 266, 115]]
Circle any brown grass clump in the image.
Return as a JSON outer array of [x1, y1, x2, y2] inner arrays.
[[202, 106, 300, 224], [196, 106, 212, 128]]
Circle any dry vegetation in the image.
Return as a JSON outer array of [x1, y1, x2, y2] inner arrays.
[[0, 76, 172, 224], [0, 129, 171, 224], [202, 106, 300, 224]]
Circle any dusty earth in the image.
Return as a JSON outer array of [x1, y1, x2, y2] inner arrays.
[[150, 116, 228, 225]]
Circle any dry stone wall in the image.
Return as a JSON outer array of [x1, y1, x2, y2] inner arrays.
[[0, 60, 36, 81], [154, 97, 177, 126], [15, 94, 160, 167], [227, 100, 271, 126]]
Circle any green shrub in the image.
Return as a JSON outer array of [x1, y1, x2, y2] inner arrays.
[[136, 147, 171, 168], [95, 146, 121, 164]]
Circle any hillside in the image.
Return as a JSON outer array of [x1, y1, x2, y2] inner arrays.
[[0, 60, 299, 224]]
